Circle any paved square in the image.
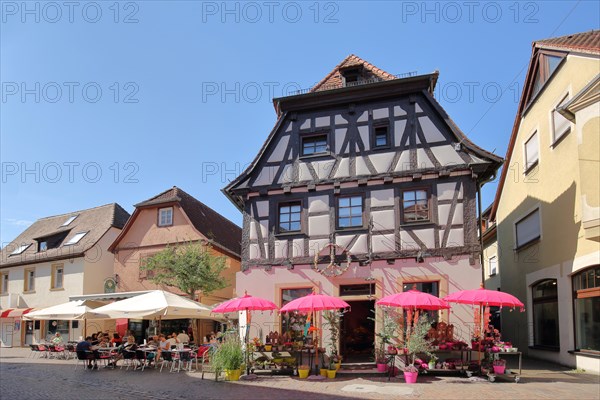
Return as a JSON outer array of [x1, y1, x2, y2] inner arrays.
[[1, 348, 598, 399]]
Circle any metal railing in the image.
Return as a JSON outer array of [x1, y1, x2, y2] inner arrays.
[[289, 71, 418, 96]]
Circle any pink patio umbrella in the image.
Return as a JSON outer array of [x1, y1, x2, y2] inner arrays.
[[376, 290, 450, 310], [443, 286, 524, 363], [280, 292, 350, 376], [212, 292, 278, 375], [443, 287, 524, 309], [376, 289, 450, 347]]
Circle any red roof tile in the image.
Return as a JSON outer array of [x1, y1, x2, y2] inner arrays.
[[310, 54, 397, 92], [535, 30, 600, 53], [136, 186, 241, 256]]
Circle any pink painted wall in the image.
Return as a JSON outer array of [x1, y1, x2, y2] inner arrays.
[[112, 205, 240, 304], [236, 255, 482, 344]]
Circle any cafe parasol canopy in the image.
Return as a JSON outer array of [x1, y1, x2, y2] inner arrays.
[[24, 300, 102, 321], [90, 290, 213, 320], [444, 285, 524, 361], [280, 291, 350, 376], [443, 286, 524, 309], [212, 291, 278, 375], [376, 289, 450, 310]]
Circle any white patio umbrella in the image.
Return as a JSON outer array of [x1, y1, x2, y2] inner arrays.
[[24, 300, 101, 321], [89, 290, 213, 320], [24, 300, 103, 338]]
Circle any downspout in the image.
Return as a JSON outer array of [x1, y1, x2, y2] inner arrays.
[[477, 171, 497, 288]]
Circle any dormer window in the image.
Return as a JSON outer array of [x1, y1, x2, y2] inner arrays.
[[35, 231, 70, 252], [61, 215, 78, 227], [341, 66, 364, 87]]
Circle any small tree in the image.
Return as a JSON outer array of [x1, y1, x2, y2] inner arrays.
[[404, 315, 434, 371], [323, 310, 343, 368], [370, 308, 400, 363], [141, 241, 229, 341]]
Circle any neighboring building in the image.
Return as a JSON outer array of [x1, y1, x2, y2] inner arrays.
[[491, 31, 600, 372], [481, 206, 500, 292], [224, 55, 502, 361], [0, 203, 130, 346], [481, 205, 501, 330], [108, 186, 242, 339]]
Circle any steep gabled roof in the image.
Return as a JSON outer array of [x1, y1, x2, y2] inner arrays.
[[310, 54, 398, 92], [1, 203, 130, 268], [534, 30, 600, 54], [115, 187, 241, 257], [490, 30, 600, 220]]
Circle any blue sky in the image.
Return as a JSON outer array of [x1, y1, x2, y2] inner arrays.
[[1, 0, 599, 243]]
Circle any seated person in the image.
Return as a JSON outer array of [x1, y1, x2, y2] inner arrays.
[[110, 333, 122, 346], [177, 330, 190, 344], [51, 332, 64, 346], [156, 334, 171, 360], [109, 336, 138, 367], [167, 333, 179, 349], [144, 335, 159, 366], [97, 336, 110, 348], [90, 333, 99, 346], [76, 337, 99, 369]]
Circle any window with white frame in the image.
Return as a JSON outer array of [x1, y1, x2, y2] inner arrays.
[[515, 208, 541, 249], [489, 255, 498, 276], [524, 132, 539, 172], [24, 269, 35, 292], [158, 207, 173, 227], [0, 273, 8, 294], [552, 94, 571, 144], [51, 264, 64, 289]]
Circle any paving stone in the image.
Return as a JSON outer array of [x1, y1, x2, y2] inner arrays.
[[1, 348, 598, 399]]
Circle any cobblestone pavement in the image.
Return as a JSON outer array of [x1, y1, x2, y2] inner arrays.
[[1, 348, 598, 400]]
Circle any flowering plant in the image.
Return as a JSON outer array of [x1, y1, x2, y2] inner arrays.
[[403, 364, 419, 373], [493, 359, 506, 366]]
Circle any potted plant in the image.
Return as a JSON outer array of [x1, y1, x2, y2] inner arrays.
[[323, 310, 343, 372], [370, 308, 400, 373], [375, 346, 387, 372], [297, 364, 310, 379], [428, 354, 438, 370], [493, 358, 506, 375], [327, 360, 337, 379], [212, 333, 245, 381], [402, 315, 435, 384]]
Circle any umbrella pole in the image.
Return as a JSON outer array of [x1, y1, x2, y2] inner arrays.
[[314, 311, 319, 376], [246, 309, 251, 376]]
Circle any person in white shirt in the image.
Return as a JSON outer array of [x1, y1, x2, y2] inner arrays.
[[166, 332, 179, 348], [177, 330, 190, 344]]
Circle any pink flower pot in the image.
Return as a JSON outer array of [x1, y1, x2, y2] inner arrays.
[[403, 371, 418, 384], [493, 366, 505, 375], [376, 363, 387, 372]]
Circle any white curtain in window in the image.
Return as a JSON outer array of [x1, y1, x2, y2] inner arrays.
[[525, 132, 539, 170], [516, 209, 541, 247]]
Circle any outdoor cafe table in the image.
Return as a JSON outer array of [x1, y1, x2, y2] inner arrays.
[[96, 347, 118, 367], [170, 348, 193, 372]]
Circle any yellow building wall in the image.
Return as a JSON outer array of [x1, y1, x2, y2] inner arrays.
[[496, 53, 600, 369]]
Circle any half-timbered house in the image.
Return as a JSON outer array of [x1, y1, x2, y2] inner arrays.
[[224, 55, 502, 361]]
